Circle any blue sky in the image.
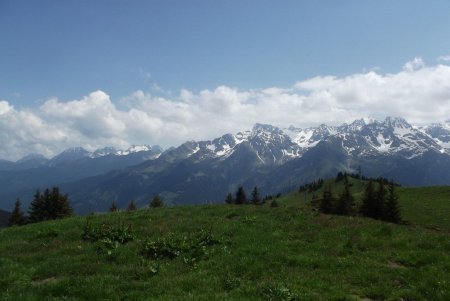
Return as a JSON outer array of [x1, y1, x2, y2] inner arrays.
[[2, 0, 450, 105], [1, 1, 450, 160]]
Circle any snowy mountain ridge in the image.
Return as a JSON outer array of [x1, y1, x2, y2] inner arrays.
[[14, 117, 450, 166], [41, 145, 163, 167], [173, 117, 450, 165]]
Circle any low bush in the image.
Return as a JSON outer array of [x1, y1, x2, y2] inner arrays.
[[140, 228, 219, 262], [81, 218, 134, 244]]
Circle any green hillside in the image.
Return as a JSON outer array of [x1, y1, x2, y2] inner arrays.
[[1, 183, 449, 300]]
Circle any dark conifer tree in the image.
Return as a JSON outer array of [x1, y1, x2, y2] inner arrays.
[[28, 187, 72, 222], [109, 201, 118, 212], [127, 200, 137, 212], [335, 180, 354, 215], [225, 192, 233, 205], [150, 195, 163, 208], [319, 185, 335, 214], [360, 180, 377, 219], [8, 199, 26, 226], [270, 199, 279, 208], [383, 182, 402, 223], [235, 186, 247, 205], [42, 188, 52, 220], [28, 190, 45, 223], [335, 172, 345, 182], [251, 186, 261, 205], [50, 187, 73, 219], [373, 180, 386, 219]]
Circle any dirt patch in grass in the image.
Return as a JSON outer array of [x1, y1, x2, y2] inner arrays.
[[386, 261, 408, 269], [31, 277, 59, 286]]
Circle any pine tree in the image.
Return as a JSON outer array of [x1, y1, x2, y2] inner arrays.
[[109, 201, 118, 212], [373, 180, 386, 219], [225, 192, 233, 205], [235, 186, 247, 205], [8, 199, 26, 226], [335, 180, 354, 215], [127, 200, 137, 212], [360, 180, 377, 219], [27, 187, 72, 222], [335, 172, 345, 182], [42, 188, 52, 220], [28, 190, 45, 223], [150, 195, 163, 208], [50, 187, 73, 219], [383, 182, 402, 223], [250, 186, 261, 205], [319, 185, 335, 214]]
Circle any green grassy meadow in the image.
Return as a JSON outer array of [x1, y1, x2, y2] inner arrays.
[[0, 182, 449, 300]]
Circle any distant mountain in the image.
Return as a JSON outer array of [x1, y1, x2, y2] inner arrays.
[[0, 145, 163, 210], [0, 154, 49, 171], [419, 121, 450, 149], [54, 117, 450, 213], [1, 117, 450, 214], [285, 117, 446, 158], [47, 145, 163, 167], [0, 145, 163, 171]]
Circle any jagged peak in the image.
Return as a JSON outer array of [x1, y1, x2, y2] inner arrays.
[[252, 123, 283, 134], [59, 147, 90, 155], [383, 116, 412, 128], [92, 146, 118, 157]]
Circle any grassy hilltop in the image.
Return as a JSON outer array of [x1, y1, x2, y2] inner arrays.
[[0, 180, 449, 301]]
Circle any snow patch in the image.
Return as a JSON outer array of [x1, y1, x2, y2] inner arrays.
[[206, 144, 216, 152]]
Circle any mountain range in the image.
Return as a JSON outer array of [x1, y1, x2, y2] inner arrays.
[[1, 117, 449, 214]]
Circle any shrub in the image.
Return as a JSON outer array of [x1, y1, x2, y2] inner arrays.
[[263, 285, 297, 301], [140, 228, 219, 262], [150, 195, 164, 208], [81, 218, 134, 244]]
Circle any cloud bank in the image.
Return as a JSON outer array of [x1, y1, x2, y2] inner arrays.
[[1, 58, 450, 161]]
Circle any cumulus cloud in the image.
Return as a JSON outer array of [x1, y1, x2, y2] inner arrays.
[[1, 59, 450, 161], [402, 57, 425, 72], [437, 55, 450, 62]]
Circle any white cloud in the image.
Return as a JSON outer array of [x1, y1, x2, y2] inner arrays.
[[403, 57, 425, 72], [1, 58, 450, 161], [0, 100, 13, 115], [437, 55, 450, 62]]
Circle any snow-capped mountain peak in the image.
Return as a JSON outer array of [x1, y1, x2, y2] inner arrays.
[[91, 147, 118, 158], [47, 147, 91, 166], [32, 117, 450, 169], [282, 117, 447, 159], [116, 145, 154, 156], [383, 116, 412, 129], [46, 145, 163, 166]]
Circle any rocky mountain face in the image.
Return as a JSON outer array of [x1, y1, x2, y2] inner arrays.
[[1, 117, 449, 214], [285, 117, 447, 158], [419, 121, 450, 150]]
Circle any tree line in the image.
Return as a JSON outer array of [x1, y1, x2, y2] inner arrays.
[[224, 186, 281, 207], [299, 178, 324, 193], [318, 177, 401, 223], [8, 187, 73, 227], [9, 189, 166, 226], [336, 171, 399, 186], [109, 195, 164, 213]]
